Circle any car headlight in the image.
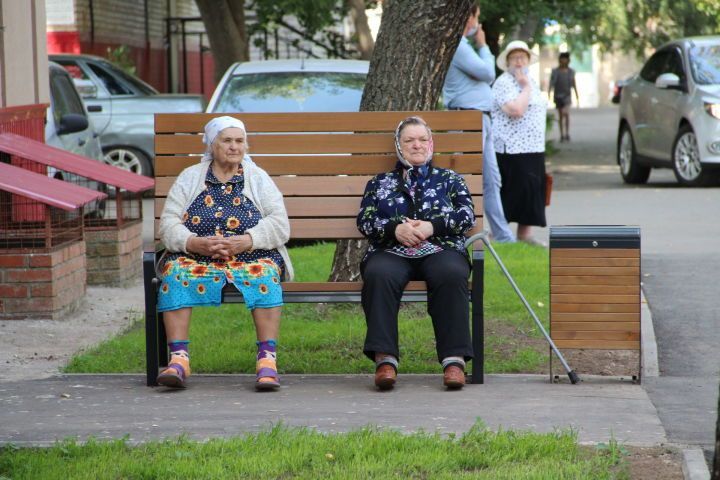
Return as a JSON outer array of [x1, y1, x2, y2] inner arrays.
[[706, 103, 720, 119]]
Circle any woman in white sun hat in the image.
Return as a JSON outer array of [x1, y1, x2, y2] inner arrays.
[[491, 40, 548, 246]]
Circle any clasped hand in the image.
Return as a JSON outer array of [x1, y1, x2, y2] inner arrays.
[[188, 234, 252, 261], [395, 219, 434, 247]]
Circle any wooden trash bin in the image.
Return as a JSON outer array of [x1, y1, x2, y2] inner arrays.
[[549, 226, 641, 381]]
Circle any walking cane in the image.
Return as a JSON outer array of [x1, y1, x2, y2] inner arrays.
[[465, 231, 580, 384]]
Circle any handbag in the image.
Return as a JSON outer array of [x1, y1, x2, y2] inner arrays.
[[545, 173, 553, 206]]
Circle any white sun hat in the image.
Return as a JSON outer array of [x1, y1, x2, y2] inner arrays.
[[496, 40, 539, 71]]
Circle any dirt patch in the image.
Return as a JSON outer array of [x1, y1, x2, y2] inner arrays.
[[621, 446, 684, 480], [485, 318, 642, 379], [0, 279, 144, 382], [552, 349, 641, 379]]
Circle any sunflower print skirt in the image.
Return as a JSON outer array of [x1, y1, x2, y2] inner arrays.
[[157, 256, 283, 312]]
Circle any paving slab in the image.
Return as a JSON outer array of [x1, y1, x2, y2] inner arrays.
[[0, 374, 665, 447]]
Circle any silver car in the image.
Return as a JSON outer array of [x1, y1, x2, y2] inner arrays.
[[46, 61, 105, 216], [207, 59, 368, 113], [50, 54, 205, 177], [617, 36, 720, 186]]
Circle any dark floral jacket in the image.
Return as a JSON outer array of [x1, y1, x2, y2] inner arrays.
[[357, 161, 475, 261]]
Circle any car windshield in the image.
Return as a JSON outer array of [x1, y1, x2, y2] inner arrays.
[[213, 72, 366, 112], [96, 60, 158, 95], [688, 43, 720, 85]]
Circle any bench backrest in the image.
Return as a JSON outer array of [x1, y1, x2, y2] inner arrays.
[[154, 111, 483, 250]]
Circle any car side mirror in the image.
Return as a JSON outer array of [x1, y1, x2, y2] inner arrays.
[[655, 73, 681, 90], [73, 79, 98, 99], [56, 113, 89, 135]]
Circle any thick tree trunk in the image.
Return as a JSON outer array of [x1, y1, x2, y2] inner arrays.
[[347, 0, 375, 60], [329, 0, 471, 282], [195, 0, 249, 83]]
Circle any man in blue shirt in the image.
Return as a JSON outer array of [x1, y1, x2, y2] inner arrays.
[[443, 5, 515, 243]]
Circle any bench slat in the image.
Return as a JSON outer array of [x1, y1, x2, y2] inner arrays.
[[155, 132, 483, 155], [154, 154, 483, 176], [155, 111, 484, 133], [283, 281, 427, 292], [154, 215, 483, 241], [154, 195, 485, 218], [155, 174, 483, 197]]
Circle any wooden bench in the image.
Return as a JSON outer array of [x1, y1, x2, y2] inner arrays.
[[143, 111, 485, 386]]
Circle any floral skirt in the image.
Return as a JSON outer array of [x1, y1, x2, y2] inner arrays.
[[157, 256, 283, 312]]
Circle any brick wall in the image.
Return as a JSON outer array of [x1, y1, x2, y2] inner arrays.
[[85, 220, 142, 286], [0, 240, 87, 319]]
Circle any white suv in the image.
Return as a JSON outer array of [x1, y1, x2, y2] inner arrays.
[[617, 36, 720, 186]]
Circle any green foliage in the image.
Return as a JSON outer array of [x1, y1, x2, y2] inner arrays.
[[0, 423, 627, 479], [104, 45, 136, 75], [578, 0, 720, 57], [477, 0, 720, 58], [248, 0, 360, 58], [64, 242, 551, 375]]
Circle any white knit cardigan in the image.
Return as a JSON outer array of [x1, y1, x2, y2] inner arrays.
[[159, 157, 294, 281]]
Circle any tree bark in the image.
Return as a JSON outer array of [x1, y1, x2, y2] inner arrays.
[[347, 0, 375, 60], [329, 0, 471, 282], [195, 0, 249, 83]]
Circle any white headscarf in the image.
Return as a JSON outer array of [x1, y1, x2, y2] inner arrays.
[[200, 116, 247, 163]]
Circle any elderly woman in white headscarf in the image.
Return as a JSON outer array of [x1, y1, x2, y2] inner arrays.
[[357, 116, 476, 391], [157, 116, 293, 390]]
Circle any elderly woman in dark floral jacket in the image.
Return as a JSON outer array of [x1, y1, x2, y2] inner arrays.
[[357, 116, 476, 391]]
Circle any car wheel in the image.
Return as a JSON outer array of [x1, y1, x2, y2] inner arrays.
[[103, 147, 152, 177], [672, 125, 711, 186], [618, 125, 650, 184]]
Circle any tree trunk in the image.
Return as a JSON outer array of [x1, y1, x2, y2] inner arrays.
[[329, 0, 471, 282], [195, 0, 249, 83], [347, 0, 375, 60]]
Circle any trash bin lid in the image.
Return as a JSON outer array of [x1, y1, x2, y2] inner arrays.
[[549, 225, 640, 248]]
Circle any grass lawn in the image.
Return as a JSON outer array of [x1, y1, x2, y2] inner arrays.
[[0, 424, 629, 480], [65, 242, 550, 375]]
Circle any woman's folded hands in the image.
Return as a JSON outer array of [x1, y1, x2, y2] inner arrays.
[[187, 234, 253, 260], [395, 219, 434, 247]]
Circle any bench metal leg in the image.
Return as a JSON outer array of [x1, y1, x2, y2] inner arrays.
[[143, 252, 159, 386], [158, 311, 167, 369], [471, 251, 484, 384]]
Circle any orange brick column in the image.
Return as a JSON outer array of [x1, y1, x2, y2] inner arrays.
[[0, 241, 87, 320], [85, 220, 143, 286]]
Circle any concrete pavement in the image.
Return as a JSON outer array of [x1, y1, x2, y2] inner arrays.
[[0, 374, 665, 447]]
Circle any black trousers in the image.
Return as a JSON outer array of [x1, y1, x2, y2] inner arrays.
[[361, 250, 473, 364]]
